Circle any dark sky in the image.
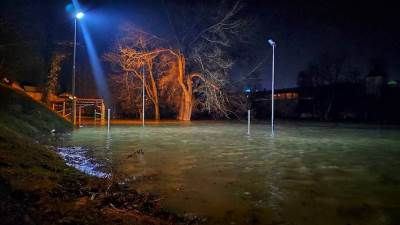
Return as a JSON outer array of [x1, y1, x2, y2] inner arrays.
[[78, 0, 400, 88], [254, 0, 400, 88], [2, 0, 399, 89]]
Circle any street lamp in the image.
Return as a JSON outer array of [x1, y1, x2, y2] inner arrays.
[[268, 39, 276, 136], [76, 12, 84, 19], [72, 11, 84, 126]]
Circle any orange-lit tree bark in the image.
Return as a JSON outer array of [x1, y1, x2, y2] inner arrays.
[[159, 52, 196, 121], [176, 54, 192, 120], [155, 48, 230, 120]]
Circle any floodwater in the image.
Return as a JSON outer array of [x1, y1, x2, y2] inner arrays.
[[57, 121, 400, 225]]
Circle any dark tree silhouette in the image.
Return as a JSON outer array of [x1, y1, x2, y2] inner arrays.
[[297, 52, 360, 120]]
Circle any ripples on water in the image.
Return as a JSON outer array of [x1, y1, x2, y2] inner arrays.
[[56, 121, 400, 225]]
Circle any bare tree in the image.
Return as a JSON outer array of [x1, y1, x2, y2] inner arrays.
[[106, 1, 250, 120], [105, 24, 164, 120], [162, 0, 250, 120]]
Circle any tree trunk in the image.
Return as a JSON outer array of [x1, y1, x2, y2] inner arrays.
[[146, 60, 160, 120], [150, 78, 160, 120], [176, 54, 193, 121], [154, 101, 160, 120], [149, 79, 160, 120], [177, 91, 192, 121]]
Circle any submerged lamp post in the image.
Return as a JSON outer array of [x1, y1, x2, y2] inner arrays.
[[268, 39, 276, 136], [72, 11, 84, 126], [245, 88, 252, 135]]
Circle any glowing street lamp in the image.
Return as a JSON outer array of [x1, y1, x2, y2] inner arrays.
[[72, 11, 84, 126], [268, 39, 276, 137], [76, 12, 84, 19]]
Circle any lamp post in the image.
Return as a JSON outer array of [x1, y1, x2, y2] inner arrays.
[[72, 11, 84, 126], [245, 88, 252, 135], [142, 64, 145, 127], [268, 39, 276, 136]]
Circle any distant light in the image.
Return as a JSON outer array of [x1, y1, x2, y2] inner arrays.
[[76, 12, 84, 19], [388, 80, 398, 86], [245, 88, 251, 93], [268, 39, 276, 47]]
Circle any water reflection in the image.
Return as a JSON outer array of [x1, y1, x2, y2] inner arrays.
[[57, 146, 109, 178], [105, 132, 113, 175]]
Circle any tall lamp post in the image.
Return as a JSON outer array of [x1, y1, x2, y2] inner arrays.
[[245, 88, 252, 135], [72, 11, 84, 126], [268, 39, 276, 136], [142, 65, 145, 127]]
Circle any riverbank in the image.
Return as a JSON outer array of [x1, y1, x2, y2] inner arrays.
[[0, 84, 198, 225]]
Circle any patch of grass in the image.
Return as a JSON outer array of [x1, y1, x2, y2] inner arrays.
[[0, 84, 71, 138]]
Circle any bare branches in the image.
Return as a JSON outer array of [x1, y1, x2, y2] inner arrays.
[[105, 24, 175, 120], [188, 1, 245, 47], [106, 1, 250, 120]]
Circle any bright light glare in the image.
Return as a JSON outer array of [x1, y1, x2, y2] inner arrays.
[[76, 12, 84, 19], [268, 39, 276, 46]]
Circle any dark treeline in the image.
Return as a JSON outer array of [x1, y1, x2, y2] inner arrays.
[[0, 0, 77, 95], [251, 53, 400, 124]]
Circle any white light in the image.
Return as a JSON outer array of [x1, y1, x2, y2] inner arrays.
[[268, 39, 276, 47], [76, 12, 84, 19]]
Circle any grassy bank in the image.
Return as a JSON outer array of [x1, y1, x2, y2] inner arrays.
[[0, 84, 196, 225]]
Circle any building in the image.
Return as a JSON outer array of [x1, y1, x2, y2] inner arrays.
[[251, 88, 300, 119]]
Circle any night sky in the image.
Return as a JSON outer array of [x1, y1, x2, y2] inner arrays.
[[255, 0, 400, 88], [1, 0, 399, 89]]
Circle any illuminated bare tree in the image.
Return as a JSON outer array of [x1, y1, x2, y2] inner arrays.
[[163, 0, 249, 120], [106, 1, 249, 120], [105, 25, 164, 120]]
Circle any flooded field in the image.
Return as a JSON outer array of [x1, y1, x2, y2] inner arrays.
[[57, 121, 400, 225]]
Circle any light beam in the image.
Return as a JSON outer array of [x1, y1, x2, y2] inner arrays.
[[72, 0, 110, 105]]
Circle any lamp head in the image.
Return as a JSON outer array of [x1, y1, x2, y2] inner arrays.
[[75, 12, 84, 19], [268, 39, 276, 47]]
